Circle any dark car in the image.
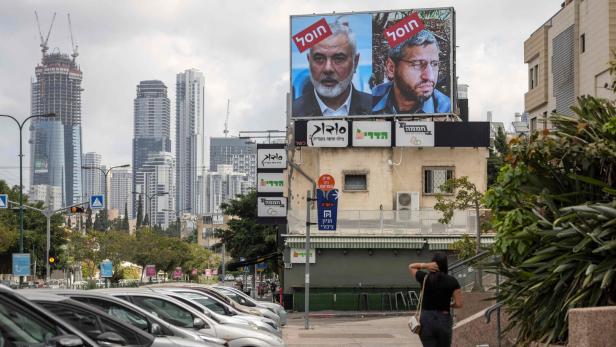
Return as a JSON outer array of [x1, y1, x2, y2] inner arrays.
[[0, 285, 98, 346]]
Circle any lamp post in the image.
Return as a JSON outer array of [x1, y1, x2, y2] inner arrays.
[[0, 112, 56, 286], [82, 164, 130, 228], [132, 191, 168, 227]]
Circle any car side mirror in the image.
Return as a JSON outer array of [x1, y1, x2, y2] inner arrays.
[[96, 331, 127, 346], [201, 309, 211, 317], [193, 317, 207, 329], [150, 323, 162, 336], [46, 335, 84, 347]]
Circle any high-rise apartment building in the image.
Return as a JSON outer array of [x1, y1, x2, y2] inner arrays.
[[205, 164, 247, 214], [134, 152, 175, 228], [176, 69, 205, 215], [29, 185, 62, 211], [82, 152, 105, 201], [132, 80, 171, 217], [110, 168, 132, 218], [524, 0, 616, 132], [209, 137, 256, 188], [30, 50, 83, 206]]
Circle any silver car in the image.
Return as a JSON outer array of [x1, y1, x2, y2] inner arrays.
[[19, 290, 221, 347], [41, 290, 227, 346], [212, 286, 287, 326], [151, 288, 281, 336], [95, 289, 285, 347], [207, 286, 281, 325]]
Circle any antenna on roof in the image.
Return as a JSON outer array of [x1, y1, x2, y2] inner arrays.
[[67, 13, 78, 62], [34, 11, 56, 58]]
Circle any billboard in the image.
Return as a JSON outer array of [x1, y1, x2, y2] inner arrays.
[[291, 8, 455, 118]]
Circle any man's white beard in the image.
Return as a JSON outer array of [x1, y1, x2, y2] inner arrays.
[[311, 72, 354, 99]]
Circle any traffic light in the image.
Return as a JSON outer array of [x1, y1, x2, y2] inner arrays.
[[70, 206, 84, 213]]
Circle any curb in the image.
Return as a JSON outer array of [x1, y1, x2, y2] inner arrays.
[[288, 311, 413, 319]]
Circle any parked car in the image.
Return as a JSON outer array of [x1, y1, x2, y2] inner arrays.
[[150, 288, 281, 336], [223, 275, 235, 281], [19, 290, 222, 347], [94, 289, 285, 347], [212, 286, 287, 326], [36, 289, 227, 346], [205, 286, 281, 324], [0, 285, 98, 347]]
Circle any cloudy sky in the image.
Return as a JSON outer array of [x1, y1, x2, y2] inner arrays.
[[0, 0, 562, 187]]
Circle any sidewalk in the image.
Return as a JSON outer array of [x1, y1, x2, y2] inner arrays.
[[284, 312, 422, 347]]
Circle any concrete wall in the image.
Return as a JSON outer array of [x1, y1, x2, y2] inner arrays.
[[283, 248, 456, 292], [568, 306, 616, 346]]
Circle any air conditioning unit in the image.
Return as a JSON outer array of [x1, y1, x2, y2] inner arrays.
[[396, 191, 419, 222]]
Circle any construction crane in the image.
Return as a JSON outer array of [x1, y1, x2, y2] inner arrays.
[[34, 11, 56, 57], [67, 13, 78, 62], [223, 99, 230, 137]]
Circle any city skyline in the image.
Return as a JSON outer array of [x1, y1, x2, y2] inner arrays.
[[0, 1, 562, 188]]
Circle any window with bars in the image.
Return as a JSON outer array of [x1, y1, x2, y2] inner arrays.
[[343, 172, 368, 191], [423, 167, 454, 195]]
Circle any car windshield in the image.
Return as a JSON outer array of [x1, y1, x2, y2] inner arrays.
[[0, 296, 62, 346], [130, 296, 195, 328], [189, 296, 227, 315]]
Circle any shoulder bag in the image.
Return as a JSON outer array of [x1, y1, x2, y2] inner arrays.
[[408, 273, 428, 334]]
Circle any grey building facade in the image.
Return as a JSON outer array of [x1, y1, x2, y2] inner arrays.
[[30, 52, 83, 206], [176, 69, 205, 215], [209, 137, 257, 189], [132, 80, 171, 217]]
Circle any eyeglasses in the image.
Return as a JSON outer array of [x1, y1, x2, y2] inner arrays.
[[398, 59, 440, 71]]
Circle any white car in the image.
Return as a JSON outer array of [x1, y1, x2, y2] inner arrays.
[[212, 286, 287, 326]]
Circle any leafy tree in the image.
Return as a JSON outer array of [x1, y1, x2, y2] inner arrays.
[[485, 91, 616, 344], [434, 176, 485, 290], [123, 203, 129, 231], [213, 190, 277, 271], [85, 208, 93, 231], [136, 195, 143, 228], [488, 126, 509, 186]]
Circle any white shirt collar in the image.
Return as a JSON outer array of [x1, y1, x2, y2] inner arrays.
[[314, 87, 353, 117]]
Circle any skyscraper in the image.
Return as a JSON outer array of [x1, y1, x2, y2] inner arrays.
[[209, 137, 257, 188], [176, 69, 205, 215], [110, 168, 132, 218], [82, 152, 105, 201], [30, 50, 83, 206], [205, 164, 247, 214], [132, 80, 171, 217], [134, 152, 175, 228]]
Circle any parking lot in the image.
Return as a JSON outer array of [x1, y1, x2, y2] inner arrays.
[[283, 314, 422, 347]]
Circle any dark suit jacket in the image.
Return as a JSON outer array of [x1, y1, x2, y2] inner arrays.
[[292, 86, 372, 117]]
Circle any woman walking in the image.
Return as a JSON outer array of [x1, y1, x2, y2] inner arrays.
[[409, 253, 463, 347]]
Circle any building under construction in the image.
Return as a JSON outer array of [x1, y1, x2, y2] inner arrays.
[[29, 13, 83, 206]]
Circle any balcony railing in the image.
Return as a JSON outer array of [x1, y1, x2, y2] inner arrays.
[[287, 208, 486, 235]]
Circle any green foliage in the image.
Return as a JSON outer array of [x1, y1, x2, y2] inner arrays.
[[488, 127, 509, 186], [449, 234, 477, 260], [485, 94, 616, 345], [213, 190, 278, 270], [434, 176, 483, 225], [136, 195, 143, 228]]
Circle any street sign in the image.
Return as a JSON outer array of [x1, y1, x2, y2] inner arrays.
[[12, 253, 31, 276], [90, 195, 105, 210], [318, 174, 335, 192], [256, 262, 267, 272], [100, 260, 113, 278], [205, 269, 212, 277], [0, 194, 7, 209], [317, 189, 339, 231]]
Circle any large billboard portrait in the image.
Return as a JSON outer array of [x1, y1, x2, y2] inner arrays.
[[290, 8, 455, 118]]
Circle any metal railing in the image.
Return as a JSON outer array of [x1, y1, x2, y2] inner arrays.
[[287, 208, 487, 235]]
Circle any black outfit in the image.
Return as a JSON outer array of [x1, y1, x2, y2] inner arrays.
[[415, 270, 460, 347], [291, 86, 372, 117]]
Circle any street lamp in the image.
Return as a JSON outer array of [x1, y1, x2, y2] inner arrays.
[[0, 112, 56, 286], [132, 191, 168, 227], [82, 164, 130, 228]]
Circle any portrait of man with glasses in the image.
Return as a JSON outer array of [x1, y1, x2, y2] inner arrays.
[[372, 29, 451, 115]]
